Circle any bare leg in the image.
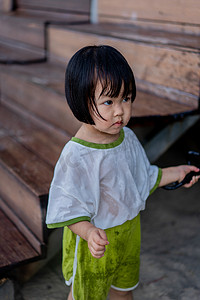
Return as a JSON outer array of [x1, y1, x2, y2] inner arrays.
[[109, 288, 133, 300], [67, 286, 73, 300]]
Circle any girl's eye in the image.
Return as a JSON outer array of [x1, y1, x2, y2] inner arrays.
[[104, 100, 113, 106], [123, 97, 131, 103]]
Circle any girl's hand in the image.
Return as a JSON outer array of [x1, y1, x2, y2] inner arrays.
[[68, 221, 109, 259], [159, 165, 200, 188], [87, 227, 109, 259], [178, 165, 200, 188]]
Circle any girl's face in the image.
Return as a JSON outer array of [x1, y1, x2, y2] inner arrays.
[[91, 81, 132, 136]]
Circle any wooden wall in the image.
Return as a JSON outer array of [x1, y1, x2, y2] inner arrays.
[[98, 0, 200, 33]]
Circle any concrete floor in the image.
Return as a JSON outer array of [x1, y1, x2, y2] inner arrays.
[[12, 120, 200, 300]]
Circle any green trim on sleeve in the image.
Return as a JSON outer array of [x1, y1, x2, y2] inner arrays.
[[47, 216, 91, 229], [149, 168, 162, 195]]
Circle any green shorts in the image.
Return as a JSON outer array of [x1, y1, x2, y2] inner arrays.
[[62, 214, 141, 300]]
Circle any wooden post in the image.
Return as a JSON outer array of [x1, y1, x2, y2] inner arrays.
[[0, 0, 14, 11], [90, 0, 98, 24]]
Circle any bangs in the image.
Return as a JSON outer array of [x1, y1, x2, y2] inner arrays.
[[98, 73, 133, 100], [92, 46, 136, 102]]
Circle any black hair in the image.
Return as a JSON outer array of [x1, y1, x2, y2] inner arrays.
[[65, 45, 136, 124]]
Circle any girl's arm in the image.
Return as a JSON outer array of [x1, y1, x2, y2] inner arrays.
[[159, 165, 200, 188], [68, 221, 109, 259]]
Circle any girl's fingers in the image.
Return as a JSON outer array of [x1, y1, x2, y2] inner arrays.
[[87, 228, 109, 258], [89, 239, 107, 258], [98, 229, 109, 245], [184, 175, 200, 188], [193, 175, 200, 184], [90, 242, 105, 253], [90, 246, 105, 258], [92, 242, 105, 251], [93, 230, 109, 246]]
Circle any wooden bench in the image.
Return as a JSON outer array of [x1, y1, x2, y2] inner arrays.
[[0, 0, 200, 280], [0, 99, 73, 276], [48, 22, 200, 120], [1, 0, 199, 120], [0, 0, 86, 278], [0, 0, 90, 63]]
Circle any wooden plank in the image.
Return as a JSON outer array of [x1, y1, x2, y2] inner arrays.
[[17, 0, 91, 14], [0, 9, 88, 50], [0, 38, 45, 62], [0, 100, 71, 243], [76, 23, 200, 50], [98, 0, 200, 26], [15, 8, 89, 21], [1, 62, 197, 123], [0, 209, 40, 271], [0, 103, 68, 166], [0, 96, 71, 253], [0, 59, 65, 83], [0, 132, 54, 240], [0, 198, 43, 254], [0, 163, 45, 241], [0, 12, 44, 48], [98, 17, 200, 35], [0, 69, 80, 135], [132, 90, 197, 118], [48, 25, 200, 103], [0, 135, 53, 195]]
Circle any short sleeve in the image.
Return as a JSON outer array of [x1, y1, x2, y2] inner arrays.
[[46, 143, 98, 228]]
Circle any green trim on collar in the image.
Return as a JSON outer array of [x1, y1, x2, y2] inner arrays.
[[71, 129, 124, 149], [149, 168, 162, 195], [47, 216, 91, 229]]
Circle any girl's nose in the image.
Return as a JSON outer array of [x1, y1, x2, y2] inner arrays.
[[114, 104, 123, 116]]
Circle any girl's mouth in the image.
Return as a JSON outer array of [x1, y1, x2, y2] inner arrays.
[[113, 121, 123, 126]]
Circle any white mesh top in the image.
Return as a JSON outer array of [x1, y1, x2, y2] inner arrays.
[[46, 127, 162, 230]]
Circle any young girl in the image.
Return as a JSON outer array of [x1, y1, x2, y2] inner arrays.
[[46, 45, 199, 300]]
